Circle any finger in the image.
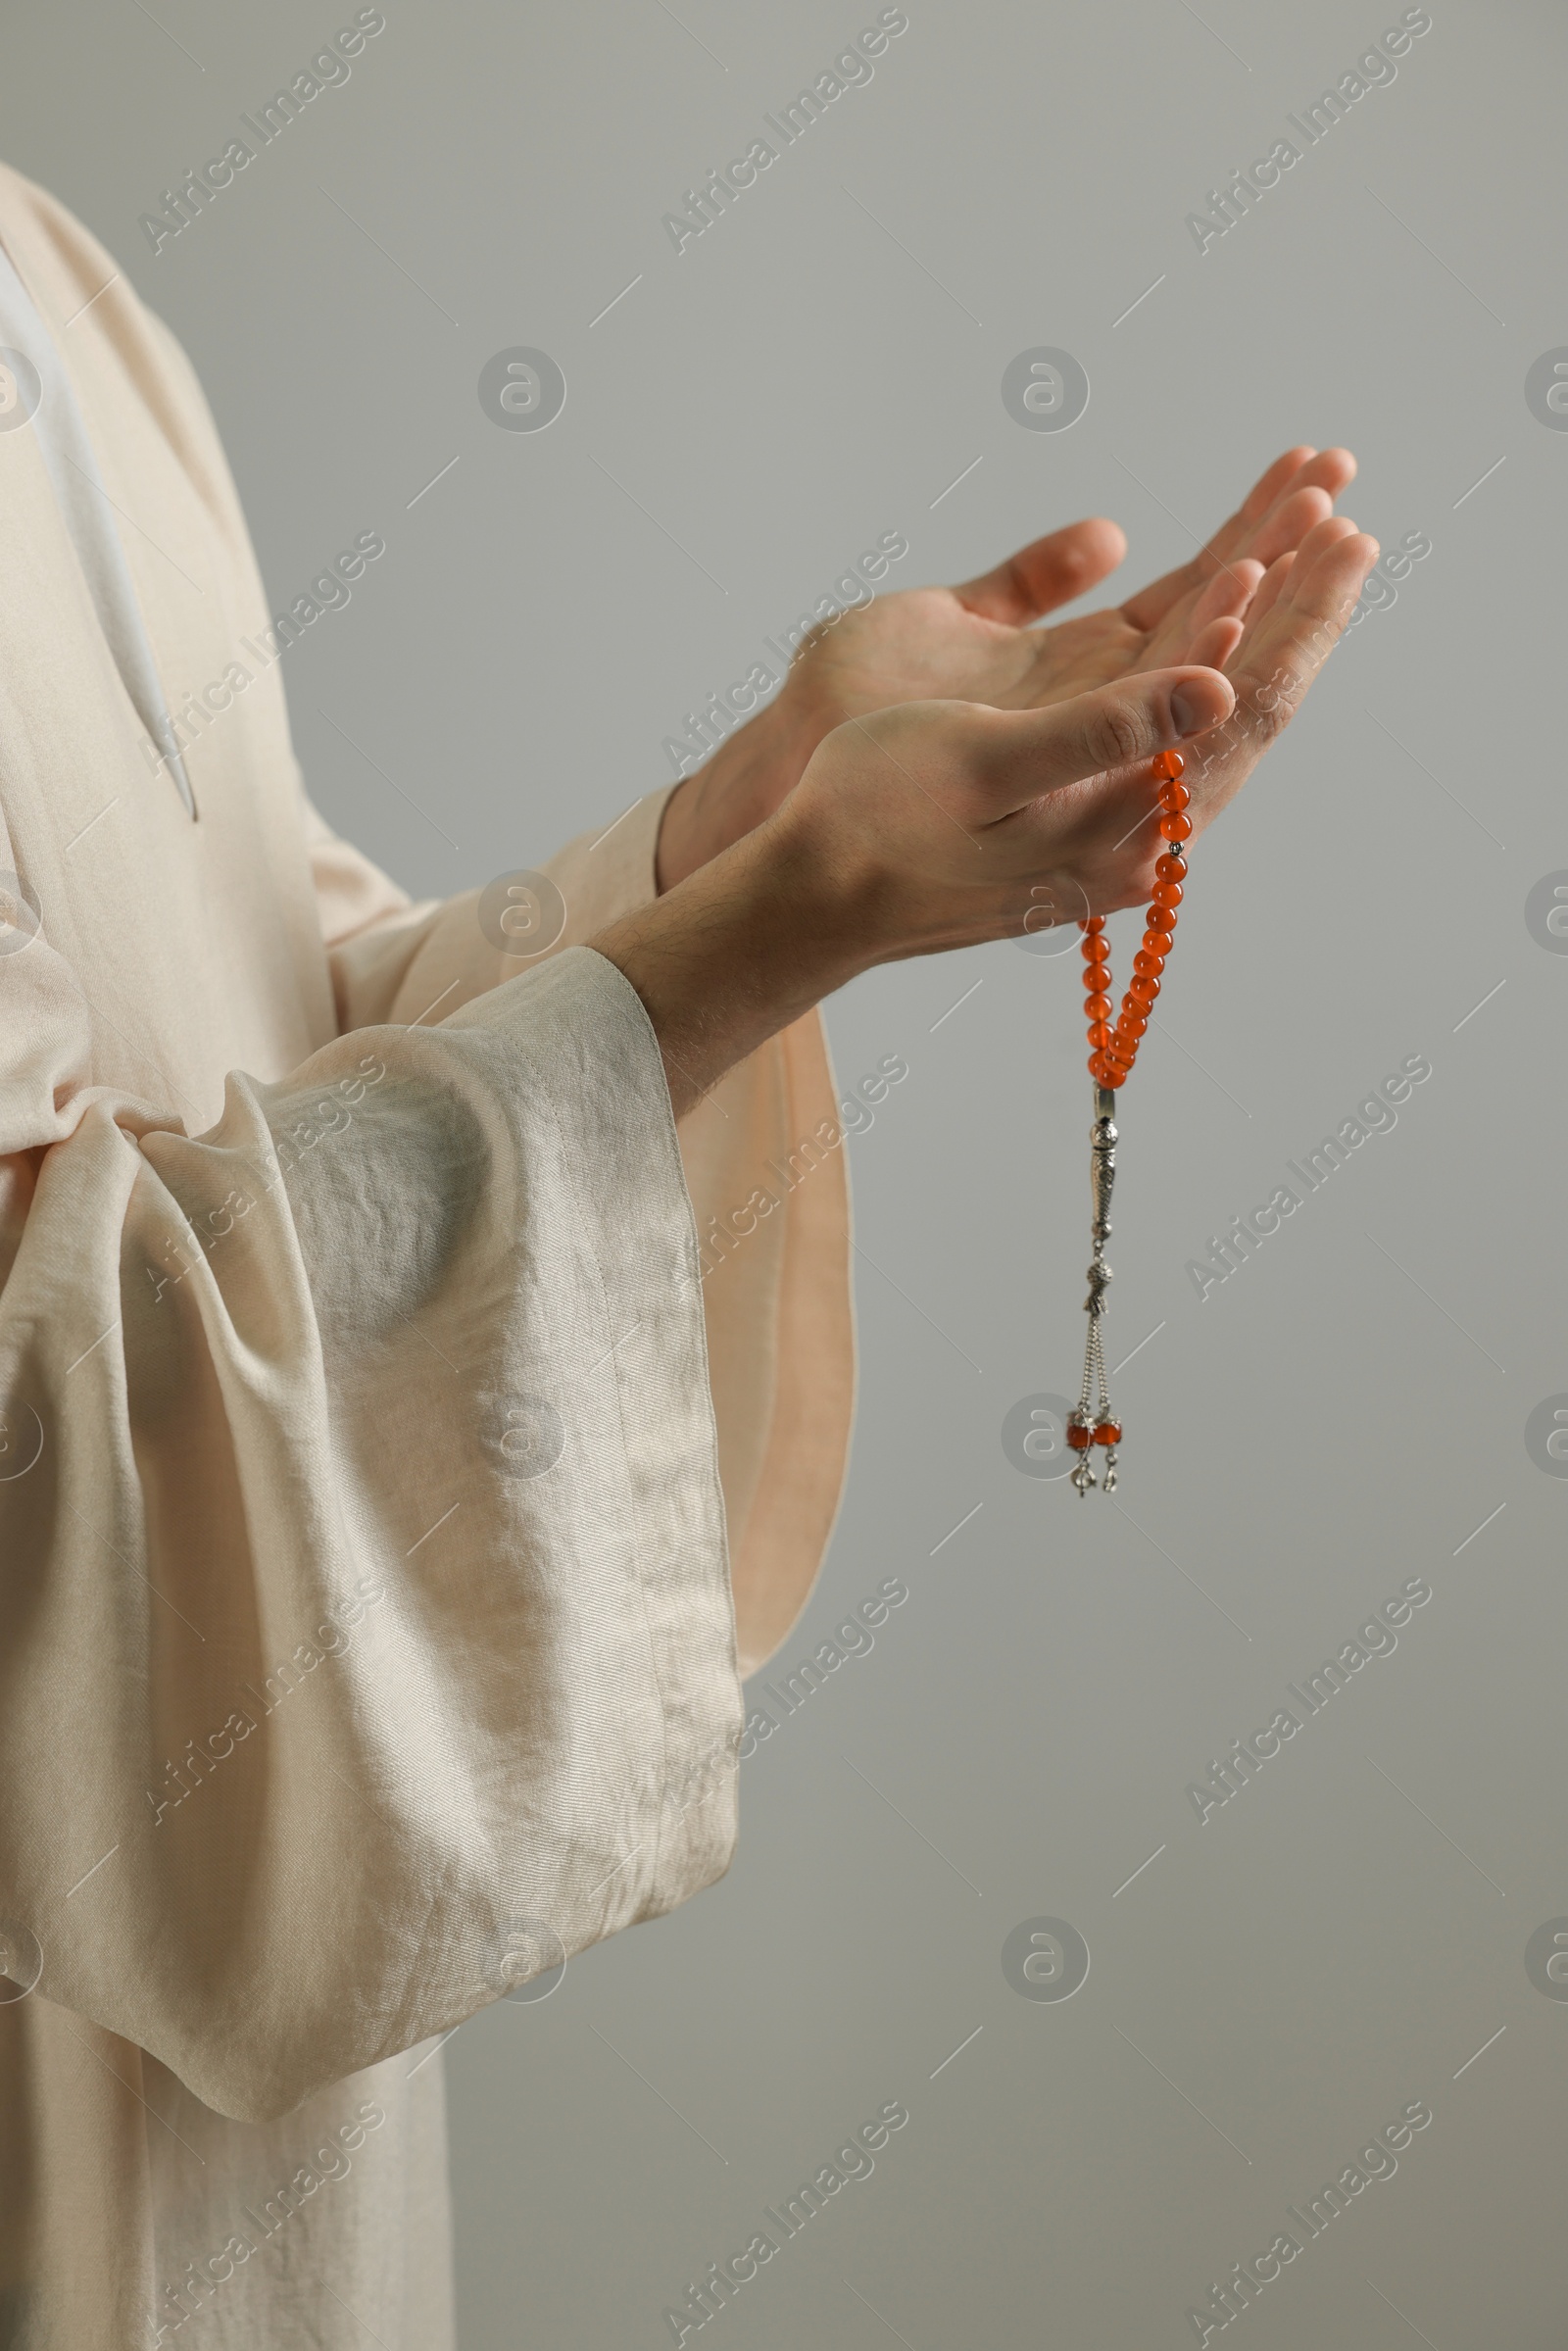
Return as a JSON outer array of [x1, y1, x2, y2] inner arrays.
[[1119, 546, 1220, 634], [1228, 529, 1379, 711], [1231, 550, 1296, 649], [1119, 448, 1315, 633], [1242, 445, 1319, 513], [1223, 452, 1355, 592], [1121, 526, 1272, 635], [1235, 447, 1355, 551], [1276, 515, 1371, 613], [1269, 445, 1356, 507], [955, 516, 1127, 625], [1190, 555, 1264, 627], [1228, 515, 1360, 665], [1238, 482, 1334, 570], [1124, 446, 1359, 634], [1186, 614, 1246, 670], [1133, 556, 1263, 670], [974, 665, 1236, 816]]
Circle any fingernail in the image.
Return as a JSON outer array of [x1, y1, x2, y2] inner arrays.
[[1171, 684, 1213, 736]]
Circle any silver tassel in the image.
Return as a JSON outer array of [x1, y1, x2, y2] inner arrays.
[[1069, 1085, 1120, 1495]]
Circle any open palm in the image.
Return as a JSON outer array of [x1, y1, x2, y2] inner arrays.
[[786, 445, 1357, 732], [657, 447, 1364, 892]]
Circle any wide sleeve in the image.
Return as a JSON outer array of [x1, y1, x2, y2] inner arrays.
[[0, 908, 748, 2125], [303, 786, 856, 1676]]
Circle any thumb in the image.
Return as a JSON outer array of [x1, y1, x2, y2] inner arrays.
[[979, 666, 1235, 815], [953, 517, 1128, 625]]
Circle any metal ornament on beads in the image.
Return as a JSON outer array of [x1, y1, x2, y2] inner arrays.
[[1064, 744, 1192, 1494], [1067, 1087, 1121, 1494]]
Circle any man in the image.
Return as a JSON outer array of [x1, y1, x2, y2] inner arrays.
[[0, 159, 1375, 2346]]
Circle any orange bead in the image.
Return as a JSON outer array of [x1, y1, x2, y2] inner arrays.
[[1102, 1064, 1127, 1088], [1155, 852, 1187, 883], [1087, 1020, 1113, 1050], [1130, 973, 1160, 1003], [1159, 812, 1193, 842], [1065, 1421, 1092, 1449], [1092, 1419, 1122, 1445], [1145, 906, 1176, 937], [1082, 935, 1110, 964], [1133, 948, 1164, 978], [1159, 779, 1192, 811], [1084, 992, 1111, 1019], [1152, 879, 1183, 909], [1118, 1009, 1148, 1039], [1151, 749, 1185, 780], [1080, 914, 1105, 934]]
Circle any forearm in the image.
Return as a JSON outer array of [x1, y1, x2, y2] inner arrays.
[[595, 815, 863, 1118]]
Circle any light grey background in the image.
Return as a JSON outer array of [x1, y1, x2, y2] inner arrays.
[[5, 0, 1565, 2341]]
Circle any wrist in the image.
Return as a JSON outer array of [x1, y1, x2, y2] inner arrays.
[[655, 689, 826, 893], [596, 799, 867, 1117]]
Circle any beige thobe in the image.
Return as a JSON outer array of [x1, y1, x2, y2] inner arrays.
[[0, 162, 852, 2348]]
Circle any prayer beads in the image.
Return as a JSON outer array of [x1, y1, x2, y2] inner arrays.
[[1081, 749, 1190, 1093]]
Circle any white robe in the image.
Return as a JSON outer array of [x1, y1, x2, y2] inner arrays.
[[0, 162, 853, 2348]]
